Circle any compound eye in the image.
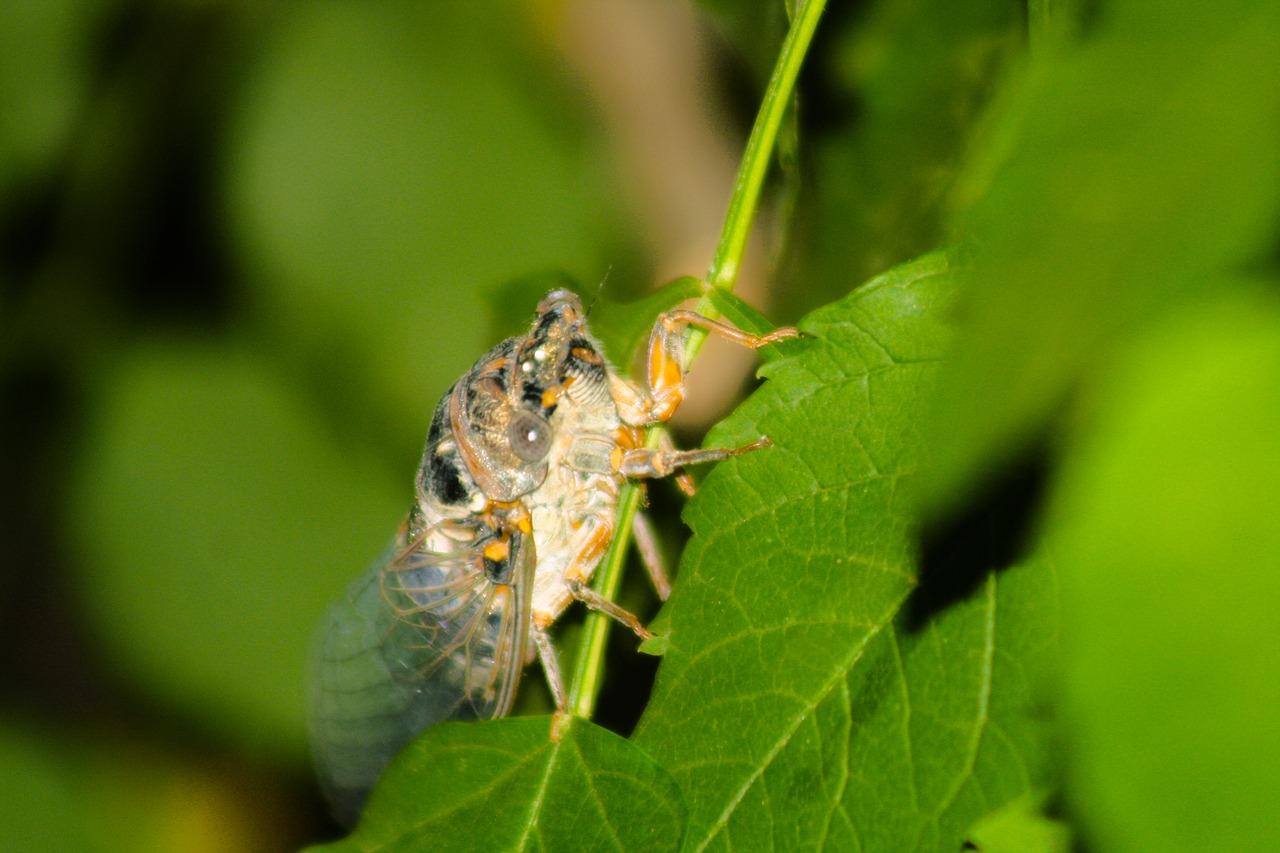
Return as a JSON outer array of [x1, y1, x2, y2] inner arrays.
[[508, 411, 553, 462]]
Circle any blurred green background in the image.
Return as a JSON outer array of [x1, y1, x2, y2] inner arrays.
[[0, 1, 721, 849], [7, 0, 992, 848], [16, 0, 1279, 850]]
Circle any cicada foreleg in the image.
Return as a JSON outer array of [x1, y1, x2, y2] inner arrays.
[[611, 309, 800, 428]]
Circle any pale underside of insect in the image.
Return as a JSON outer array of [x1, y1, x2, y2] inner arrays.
[[308, 289, 794, 826]]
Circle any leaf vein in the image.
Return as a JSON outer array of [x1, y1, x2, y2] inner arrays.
[[931, 573, 997, 819], [694, 621, 889, 852]]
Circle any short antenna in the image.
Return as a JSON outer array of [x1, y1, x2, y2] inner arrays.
[[586, 267, 611, 315]]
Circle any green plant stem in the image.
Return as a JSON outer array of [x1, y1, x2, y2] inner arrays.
[[566, 481, 644, 721], [566, 0, 827, 725], [688, 0, 826, 360]]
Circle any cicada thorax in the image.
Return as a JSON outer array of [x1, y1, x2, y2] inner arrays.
[[417, 291, 631, 628]]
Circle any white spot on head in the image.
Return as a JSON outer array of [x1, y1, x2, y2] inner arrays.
[[533, 348, 547, 361], [521, 361, 534, 373]]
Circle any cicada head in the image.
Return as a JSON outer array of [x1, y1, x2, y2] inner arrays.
[[517, 290, 588, 394], [430, 290, 609, 505]]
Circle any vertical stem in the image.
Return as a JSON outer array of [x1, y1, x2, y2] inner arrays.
[[706, 0, 826, 294], [686, 0, 827, 362], [567, 482, 644, 721], [567, 0, 827, 724]]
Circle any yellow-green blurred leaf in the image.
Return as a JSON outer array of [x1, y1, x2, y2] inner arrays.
[[926, 2, 1280, 508], [1047, 294, 1280, 852], [225, 1, 622, 450], [69, 341, 401, 755]]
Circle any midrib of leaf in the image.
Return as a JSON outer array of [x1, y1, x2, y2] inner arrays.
[[514, 740, 557, 851], [888, 627, 922, 821], [565, 735, 627, 852], [816, 679, 855, 850]]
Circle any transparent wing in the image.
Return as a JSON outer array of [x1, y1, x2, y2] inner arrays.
[[308, 516, 535, 826]]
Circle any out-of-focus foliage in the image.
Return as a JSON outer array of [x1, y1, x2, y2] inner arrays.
[[0, 0, 101, 198], [924, 1, 1280, 509], [1048, 296, 1280, 852], [928, 1, 1280, 851], [3, 1, 630, 848], [3, 0, 1279, 850], [225, 2, 621, 450], [699, 0, 1026, 319]]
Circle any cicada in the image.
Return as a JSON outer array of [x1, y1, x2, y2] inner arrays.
[[308, 289, 795, 826]]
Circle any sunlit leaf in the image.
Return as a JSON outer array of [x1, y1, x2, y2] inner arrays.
[[629, 251, 1050, 850], [965, 792, 1071, 853], [313, 718, 685, 853]]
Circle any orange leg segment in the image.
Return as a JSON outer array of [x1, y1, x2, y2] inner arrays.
[[616, 310, 799, 428]]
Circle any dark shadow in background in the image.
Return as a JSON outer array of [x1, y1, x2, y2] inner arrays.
[[906, 444, 1052, 632]]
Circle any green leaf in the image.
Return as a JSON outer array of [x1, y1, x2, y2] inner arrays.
[[314, 718, 686, 853], [67, 340, 402, 755], [632, 251, 1053, 850], [840, 557, 1059, 853], [925, 2, 1280, 509], [0, 722, 101, 853], [965, 792, 1071, 853], [1045, 294, 1280, 852]]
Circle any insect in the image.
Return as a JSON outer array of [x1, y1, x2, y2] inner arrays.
[[308, 289, 796, 826]]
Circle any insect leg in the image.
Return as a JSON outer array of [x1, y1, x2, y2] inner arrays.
[[534, 622, 575, 743], [612, 310, 799, 427], [532, 621, 567, 711], [565, 576, 654, 641], [630, 511, 671, 601], [660, 309, 800, 350], [657, 430, 698, 496], [615, 436, 772, 480]]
